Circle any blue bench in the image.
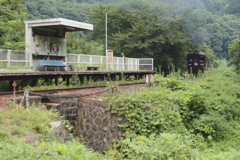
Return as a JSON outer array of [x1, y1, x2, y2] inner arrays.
[[39, 60, 66, 71]]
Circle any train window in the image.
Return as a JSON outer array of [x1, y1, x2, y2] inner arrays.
[[200, 56, 205, 62]]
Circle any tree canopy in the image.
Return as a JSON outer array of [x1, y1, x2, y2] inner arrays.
[[0, 0, 27, 50], [87, 0, 210, 73], [228, 39, 240, 73], [24, 0, 90, 22]]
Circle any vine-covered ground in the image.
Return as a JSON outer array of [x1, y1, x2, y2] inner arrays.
[[104, 63, 240, 159]]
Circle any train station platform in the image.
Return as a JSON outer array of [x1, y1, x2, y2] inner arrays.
[[0, 70, 156, 91]]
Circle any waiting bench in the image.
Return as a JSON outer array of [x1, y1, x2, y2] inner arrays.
[[87, 66, 99, 71], [39, 60, 66, 71]]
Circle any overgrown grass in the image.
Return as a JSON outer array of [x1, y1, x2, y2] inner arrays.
[[104, 64, 240, 159], [0, 103, 113, 160], [0, 103, 59, 139], [0, 138, 112, 160]]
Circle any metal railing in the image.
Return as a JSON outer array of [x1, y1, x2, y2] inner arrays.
[[0, 49, 153, 71], [66, 54, 153, 71], [0, 49, 30, 67]]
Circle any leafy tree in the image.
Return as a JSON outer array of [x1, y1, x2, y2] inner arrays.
[[25, 0, 90, 22], [205, 14, 240, 59], [200, 43, 216, 67], [0, 0, 27, 50], [152, 0, 204, 9], [199, 0, 226, 15], [66, 32, 104, 55], [223, 0, 240, 17], [76, 0, 119, 3], [228, 39, 240, 73], [88, 0, 206, 73]]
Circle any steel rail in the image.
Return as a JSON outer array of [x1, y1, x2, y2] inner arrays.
[[0, 82, 146, 96]]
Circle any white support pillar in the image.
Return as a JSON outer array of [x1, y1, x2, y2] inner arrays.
[[105, 12, 108, 70], [25, 22, 33, 67], [152, 58, 154, 71], [122, 57, 125, 71]]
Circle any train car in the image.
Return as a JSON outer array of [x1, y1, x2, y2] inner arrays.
[[187, 51, 207, 74]]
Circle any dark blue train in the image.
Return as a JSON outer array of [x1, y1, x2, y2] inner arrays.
[[187, 51, 207, 74]]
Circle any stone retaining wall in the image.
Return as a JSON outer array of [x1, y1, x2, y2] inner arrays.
[[19, 83, 145, 152], [76, 98, 126, 153], [45, 92, 124, 153]]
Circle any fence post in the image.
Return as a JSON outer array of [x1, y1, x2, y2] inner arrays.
[[78, 54, 80, 68], [101, 56, 103, 69], [137, 59, 140, 70], [90, 55, 92, 66], [130, 58, 132, 70], [65, 54, 68, 64], [116, 57, 118, 70], [7, 50, 11, 67]]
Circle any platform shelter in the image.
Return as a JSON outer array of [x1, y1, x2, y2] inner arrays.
[[24, 18, 93, 71]]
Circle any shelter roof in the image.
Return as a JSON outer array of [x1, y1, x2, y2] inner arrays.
[[25, 18, 93, 38]]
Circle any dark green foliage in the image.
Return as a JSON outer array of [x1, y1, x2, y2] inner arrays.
[[0, 81, 9, 92], [71, 74, 80, 86]]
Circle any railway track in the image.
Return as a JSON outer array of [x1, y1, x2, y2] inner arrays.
[[0, 82, 146, 96]]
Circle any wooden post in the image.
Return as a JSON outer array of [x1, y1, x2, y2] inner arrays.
[[33, 79, 38, 87], [55, 78, 58, 86], [12, 82, 17, 103], [66, 78, 70, 86], [26, 90, 29, 108]]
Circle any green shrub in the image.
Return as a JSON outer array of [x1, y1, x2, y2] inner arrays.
[[104, 66, 240, 159], [118, 133, 198, 160], [0, 138, 111, 160]]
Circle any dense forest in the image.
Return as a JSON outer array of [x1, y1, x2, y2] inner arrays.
[[1, 0, 240, 72]]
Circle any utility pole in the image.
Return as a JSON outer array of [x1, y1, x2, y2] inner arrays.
[[105, 11, 108, 70]]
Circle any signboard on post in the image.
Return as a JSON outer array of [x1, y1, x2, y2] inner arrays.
[[108, 50, 113, 63]]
